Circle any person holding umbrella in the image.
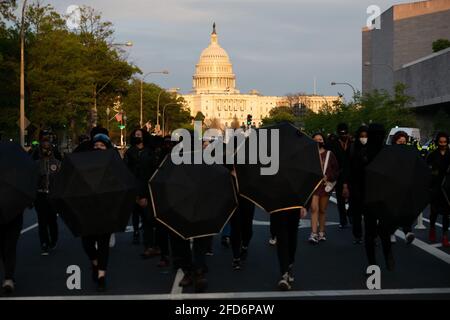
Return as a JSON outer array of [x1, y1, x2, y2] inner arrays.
[[34, 139, 61, 255], [81, 133, 114, 291], [427, 132, 450, 247], [308, 133, 339, 244], [349, 125, 369, 245]]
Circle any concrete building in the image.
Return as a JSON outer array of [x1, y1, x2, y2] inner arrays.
[[182, 24, 339, 128]]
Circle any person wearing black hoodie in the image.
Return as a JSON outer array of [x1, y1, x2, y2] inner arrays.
[[349, 125, 369, 244], [363, 123, 395, 271]]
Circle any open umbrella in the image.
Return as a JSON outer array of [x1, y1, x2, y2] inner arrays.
[[149, 152, 238, 239], [0, 142, 38, 224], [442, 168, 450, 207], [364, 144, 432, 232], [52, 149, 136, 237], [234, 122, 323, 213]]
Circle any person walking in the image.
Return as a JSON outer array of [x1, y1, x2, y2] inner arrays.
[[349, 126, 369, 244], [34, 139, 61, 255], [329, 123, 352, 229], [308, 133, 339, 244], [427, 132, 450, 247], [80, 134, 115, 291]]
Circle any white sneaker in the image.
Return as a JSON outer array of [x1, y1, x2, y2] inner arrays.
[[269, 238, 277, 246], [109, 234, 116, 248], [390, 234, 397, 243], [2, 279, 14, 294], [318, 232, 327, 242], [278, 273, 292, 291], [308, 233, 319, 244]]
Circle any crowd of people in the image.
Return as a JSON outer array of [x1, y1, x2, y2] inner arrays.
[[0, 123, 449, 295]]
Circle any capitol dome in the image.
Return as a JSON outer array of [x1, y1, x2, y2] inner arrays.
[[192, 23, 239, 94]]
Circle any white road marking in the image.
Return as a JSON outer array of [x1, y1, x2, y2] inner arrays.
[[171, 269, 184, 295], [3, 287, 450, 300], [253, 219, 339, 228], [21, 223, 38, 234]]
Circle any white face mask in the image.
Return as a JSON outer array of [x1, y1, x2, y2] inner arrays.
[[359, 137, 368, 145]]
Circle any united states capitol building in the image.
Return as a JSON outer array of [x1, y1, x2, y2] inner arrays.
[[181, 24, 339, 128]]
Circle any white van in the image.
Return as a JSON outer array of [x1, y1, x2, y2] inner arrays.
[[386, 127, 421, 145]]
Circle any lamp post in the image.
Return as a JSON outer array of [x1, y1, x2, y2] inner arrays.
[[162, 102, 179, 136], [19, 0, 28, 147], [140, 70, 169, 128], [331, 82, 357, 99]]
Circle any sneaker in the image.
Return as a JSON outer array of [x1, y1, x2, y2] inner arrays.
[[2, 280, 14, 295], [41, 244, 49, 256], [132, 231, 140, 245], [442, 235, 450, 248], [97, 276, 106, 292], [109, 234, 116, 248], [278, 273, 292, 291], [179, 273, 193, 287], [353, 238, 363, 245], [318, 232, 327, 242], [429, 228, 437, 243], [205, 250, 214, 256], [240, 246, 248, 261], [308, 233, 319, 244], [232, 258, 242, 271], [269, 238, 277, 246], [287, 264, 294, 283], [390, 234, 397, 243], [405, 232, 415, 245]]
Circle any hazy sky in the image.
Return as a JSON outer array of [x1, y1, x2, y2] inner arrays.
[[48, 0, 410, 99]]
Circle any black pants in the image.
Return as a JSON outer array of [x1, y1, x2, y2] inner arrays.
[[0, 214, 23, 280], [270, 214, 277, 239], [133, 204, 157, 249], [430, 203, 450, 234], [230, 197, 255, 259], [156, 222, 170, 258], [35, 193, 58, 247], [81, 234, 111, 271], [170, 233, 208, 274], [336, 180, 349, 226], [349, 185, 363, 239], [273, 210, 300, 276], [364, 213, 392, 267]]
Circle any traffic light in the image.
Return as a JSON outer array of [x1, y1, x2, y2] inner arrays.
[[246, 114, 252, 126]]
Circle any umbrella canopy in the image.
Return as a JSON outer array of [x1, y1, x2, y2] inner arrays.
[[442, 168, 450, 207], [52, 149, 136, 237], [234, 122, 323, 213], [364, 144, 432, 232], [149, 152, 238, 239], [0, 142, 38, 224]]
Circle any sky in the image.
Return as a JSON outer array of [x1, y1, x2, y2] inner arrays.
[[47, 0, 411, 99]]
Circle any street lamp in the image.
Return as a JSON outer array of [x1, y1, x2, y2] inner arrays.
[[140, 70, 169, 128], [331, 82, 357, 98], [162, 102, 179, 136], [19, 0, 28, 147]]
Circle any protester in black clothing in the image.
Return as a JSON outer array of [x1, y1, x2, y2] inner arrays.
[[363, 123, 395, 270], [0, 214, 23, 295], [426, 132, 450, 247], [349, 126, 369, 244], [30, 130, 63, 161], [80, 133, 114, 291], [329, 123, 352, 228], [391, 131, 416, 245], [274, 207, 308, 291], [72, 126, 109, 153], [34, 140, 61, 255]]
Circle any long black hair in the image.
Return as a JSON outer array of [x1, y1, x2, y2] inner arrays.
[[129, 128, 151, 147]]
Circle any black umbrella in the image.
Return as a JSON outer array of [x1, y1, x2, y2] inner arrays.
[[364, 144, 432, 232], [0, 142, 38, 224], [149, 152, 238, 239], [52, 149, 136, 237], [234, 122, 323, 213]]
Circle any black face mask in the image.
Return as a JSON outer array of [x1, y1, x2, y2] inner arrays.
[[317, 142, 325, 149], [134, 137, 143, 144]]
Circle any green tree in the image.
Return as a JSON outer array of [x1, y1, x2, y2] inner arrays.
[[432, 39, 450, 53]]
